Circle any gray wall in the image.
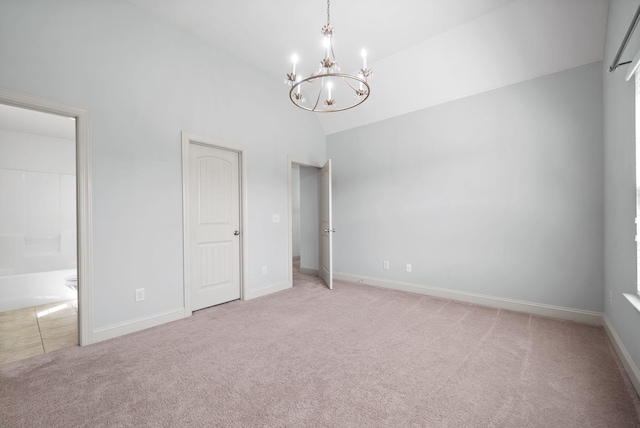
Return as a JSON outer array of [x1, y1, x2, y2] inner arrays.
[[328, 61, 604, 312], [604, 0, 640, 372], [299, 166, 319, 271], [0, 0, 326, 330]]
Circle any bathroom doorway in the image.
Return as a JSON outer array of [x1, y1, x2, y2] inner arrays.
[[291, 164, 320, 280], [289, 160, 322, 287], [0, 98, 86, 364]]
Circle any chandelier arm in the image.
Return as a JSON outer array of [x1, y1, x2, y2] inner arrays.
[[311, 76, 324, 111], [341, 74, 364, 93]]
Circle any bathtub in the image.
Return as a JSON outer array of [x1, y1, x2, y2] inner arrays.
[[0, 269, 77, 312]]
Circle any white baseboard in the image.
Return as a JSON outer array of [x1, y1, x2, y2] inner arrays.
[[244, 281, 291, 300], [603, 315, 640, 396], [299, 267, 319, 276], [334, 272, 604, 325], [92, 308, 184, 344]]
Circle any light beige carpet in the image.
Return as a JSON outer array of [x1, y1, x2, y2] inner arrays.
[[1, 271, 639, 427]]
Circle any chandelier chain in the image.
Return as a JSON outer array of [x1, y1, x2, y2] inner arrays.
[[327, 0, 330, 26]]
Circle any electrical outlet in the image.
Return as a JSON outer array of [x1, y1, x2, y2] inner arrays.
[[609, 290, 613, 306], [262, 266, 268, 275], [406, 263, 412, 273], [273, 214, 280, 223], [383, 260, 389, 270], [135, 288, 145, 302]]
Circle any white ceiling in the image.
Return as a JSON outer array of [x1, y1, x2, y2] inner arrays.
[[129, 0, 609, 135]]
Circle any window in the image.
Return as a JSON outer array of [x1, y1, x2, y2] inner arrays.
[[626, 71, 640, 312]]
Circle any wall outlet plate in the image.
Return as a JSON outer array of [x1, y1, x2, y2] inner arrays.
[[406, 263, 412, 273], [135, 288, 145, 302]]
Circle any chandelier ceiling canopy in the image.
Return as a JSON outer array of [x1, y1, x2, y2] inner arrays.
[[285, 0, 373, 113]]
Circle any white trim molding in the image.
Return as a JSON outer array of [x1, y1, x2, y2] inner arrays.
[[244, 281, 291, 300], [0, 88, 94, 346], [181, 132, 249, 317], [603, 315, 640, 396], [92, 309, 184, 344], [334, 272, 604, 325]]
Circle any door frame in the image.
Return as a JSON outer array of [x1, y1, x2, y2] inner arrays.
[[287, 156, 323, 288], [0, 87, 93, 346], [181, 132, 248, 316], [318, 159, 333, 289]]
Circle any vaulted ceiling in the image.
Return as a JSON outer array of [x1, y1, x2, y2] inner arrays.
[[127, 0, 609, 135]]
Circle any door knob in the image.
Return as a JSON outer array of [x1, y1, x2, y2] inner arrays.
[[324, 228, 336, 233], [234, 230, 240, 236]]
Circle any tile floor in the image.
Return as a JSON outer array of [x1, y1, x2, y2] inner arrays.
[[0, 299, 78, 365]]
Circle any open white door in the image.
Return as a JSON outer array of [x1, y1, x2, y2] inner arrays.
[[319, 159, 333, 289]]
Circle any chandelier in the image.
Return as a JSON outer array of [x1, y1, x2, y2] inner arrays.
[[285, 0, 373, 112]]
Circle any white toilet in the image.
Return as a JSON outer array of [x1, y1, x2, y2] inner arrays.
[[65, 272, 78, 290]]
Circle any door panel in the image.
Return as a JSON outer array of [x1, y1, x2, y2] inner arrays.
[[319, 159, 333, 290], [198, 157, 232, 224], [189, 143, 240, 310]]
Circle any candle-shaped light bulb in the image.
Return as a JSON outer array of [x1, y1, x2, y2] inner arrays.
[[323, 37, 331, 59], [291, 54, 298, 75], [327, 81, 333, 100], [361, 49, 367, 69]]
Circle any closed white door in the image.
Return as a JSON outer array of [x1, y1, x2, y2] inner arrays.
[[188, 143, 241, 310], [319, 159, 333, 290]]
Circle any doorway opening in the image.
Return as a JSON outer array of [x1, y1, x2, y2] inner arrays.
[[291, 163, 320, 284], [288, 158, 333, 290], [0, 88, 92, 363]]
